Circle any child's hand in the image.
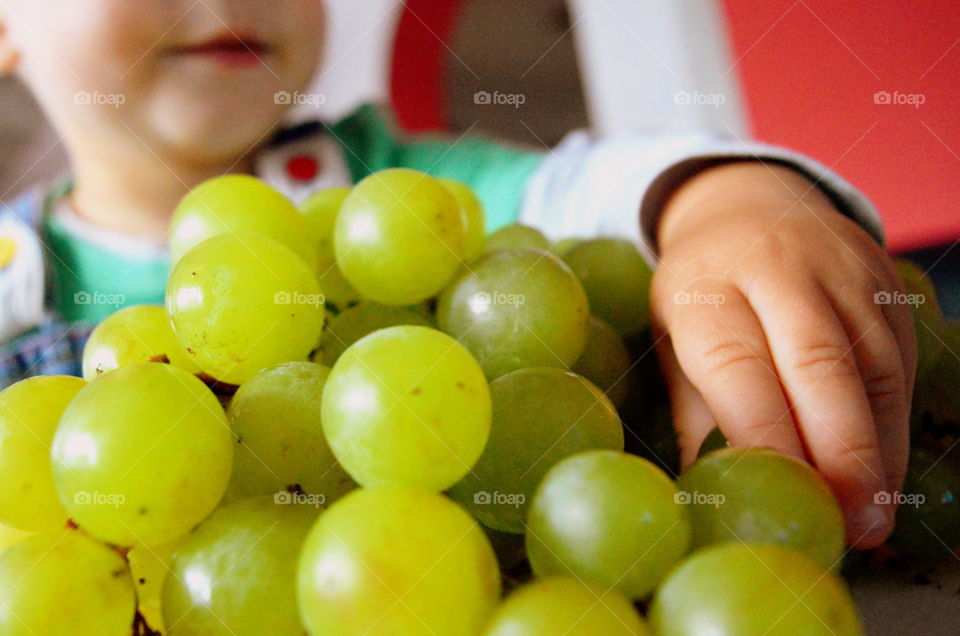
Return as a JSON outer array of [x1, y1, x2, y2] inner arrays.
[[651, 161, 914, 549]]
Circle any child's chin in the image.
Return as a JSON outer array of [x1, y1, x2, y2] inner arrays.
[[146, 106, 280, 163]]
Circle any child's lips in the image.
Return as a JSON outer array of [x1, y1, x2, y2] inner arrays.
[[167, 34, 272, 68]]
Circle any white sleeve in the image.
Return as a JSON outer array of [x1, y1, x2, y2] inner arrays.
[[517, 130, 884, 267]]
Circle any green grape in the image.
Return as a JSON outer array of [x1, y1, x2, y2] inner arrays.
[[297, 486, 500, 635], [895, 259, 944, 379], [437, 248, 590, 379], [448, 368, 623, 533], [163, 496, 319, 635], [440, 178, 486, 260], [0, 523, 30, 555], [912, 320, 960, 429], [319, 301, 433, 366], [484, 577, 651, 636], [301, 186, 361, 311], [321, 326, 491, 491], [82, 304, 200, 380], [485, 224, 550, 252], [334, 168, 467, 305], [525, 450, 690, 600], [549, 237, 584, 258], [128, 538, 180, 632], [166, 233, 325, 386], [224, 362, 354, 504], [562, 238, 652, 338], [676, 447, 845, 570], [0, 529, 136, 635], [649, 543, 863, 636], [0, 375, 86, 531], [572, 316, 634, 407], [169, 174, 316, 267], [52, 363, 233, 546], [696, 427, 729, 458], [889, 445, 960, 558]]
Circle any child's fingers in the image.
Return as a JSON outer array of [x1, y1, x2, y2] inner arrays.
[[826, 289, 911, 498], [653, 330, 717, 466], [747, 276, 892, 548], [656, 280, 807, 462]]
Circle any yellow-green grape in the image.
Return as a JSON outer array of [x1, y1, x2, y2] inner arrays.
[[649, 543, 863, 635], [320, 301, 433, 366], [448, 368, 623, 533], [0, 522, 30, 555], [549, 237, 584, 258], [440, 177, 486, 260], [334, 168, 467, 305], [82, 305, 199, 380], [224, 362, 354, 504], [484, 224, 550, 252], [163, 496, 319, 635], [437, 248, 591, 379], [321, 326, 491, 491], [0, 375, 86, 531], [169, 174, 315, 267], [301, 186, 361, 312], [0, 529, 136, 635], [676, 448, 845, 571], [894, 259, 944, 379], [572, 316, 634, 407], [562, 238, 652, 338], [52, 363, 233, 546], [526, 450, 690, 600], [128, 538, 180, 633], [166, 233, 325, 386], [484, 577, 651, 636], [297, 486, 500, 635]]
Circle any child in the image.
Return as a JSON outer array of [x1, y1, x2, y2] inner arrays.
[[0, 0, 913, 549]]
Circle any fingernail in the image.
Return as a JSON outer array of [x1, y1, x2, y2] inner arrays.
[[850, 504, 892, 547]]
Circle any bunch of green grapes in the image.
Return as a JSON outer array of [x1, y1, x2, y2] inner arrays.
[[649, 543, 863, 635], [562, 238, 652, 338], [297, 486, 500, 635], [166, 232, 325, 385], [0, 529, 136, 635], [437, 248, 590, 379], [525, 450, 691, 599], [300, 186, 361, 311], [0, 375, 86, 531], [164, 496, 320, 635], [677, 447, 845, 570], [571, 316, 634, 407], [81, 304, 199, 380], [224, 361, 355, 505], [169, 174, 316, 267], [52, 363, 233, 546], [484, 577, 651, 636], [448, 367, 623, 533], [321, 326, 491, 491], [334, 169, 468, 304]]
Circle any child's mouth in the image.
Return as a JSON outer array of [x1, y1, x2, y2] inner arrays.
[[167, 34, 271, 68]]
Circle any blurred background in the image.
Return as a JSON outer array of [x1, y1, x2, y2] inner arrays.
[[2, 0, 958, 281]]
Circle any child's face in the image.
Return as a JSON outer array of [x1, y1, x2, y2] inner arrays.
[[1, 0, 326, 167]]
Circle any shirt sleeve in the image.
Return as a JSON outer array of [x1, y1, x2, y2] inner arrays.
[[518, 130, 885, 266]]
